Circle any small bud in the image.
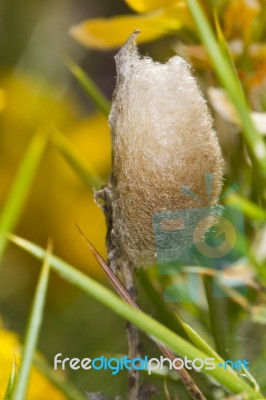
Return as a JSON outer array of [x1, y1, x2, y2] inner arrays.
[[109, 31, 224, 266]]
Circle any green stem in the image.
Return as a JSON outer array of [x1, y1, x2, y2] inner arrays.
[[9, 235, 264, 399], [203, 276, 228, 360], [13, 242, 51, 400], [187, 0, 266, 202], [33, 357, 87, 400], [0, 130, 47, 265], [62, 52, 110, 116]]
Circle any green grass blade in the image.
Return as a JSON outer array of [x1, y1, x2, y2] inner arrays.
[[8, 234, 265, 399], [12, 240, 52, 400], [4, 360, 17, 400], [179, 314, 261, 393], [0, 130, 47, 265], [51, 127, 104, 189], [186, 0, 266, 183], [139, 270, 185, 336], [203, 276, 228, 360], [177, 315, 223, 363], [33, 357, 87, 400], [62, 52, 110, 116], [242, 366, 261, 394], [213, 9, 244, 101], [225, 194, 266, 221]]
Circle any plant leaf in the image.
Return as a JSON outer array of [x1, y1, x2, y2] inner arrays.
[[51, 127, 104, 189], [125, 0, 177, 13], [186, 0, 266, 201], [69, 5, 190, 50], [177, 316, 223, 362], [4, 359, 17, 400], [75, 225, 206, 399], [33, 357, 87, 400], [224, 193, 266, 222], [0, 129, 47, 265], [62, 53, 110, 116], [13, 240, 52, 400], [8, 234, 264, 399]]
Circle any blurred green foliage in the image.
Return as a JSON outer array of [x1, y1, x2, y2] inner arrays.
[[0, 0, 266, 399]]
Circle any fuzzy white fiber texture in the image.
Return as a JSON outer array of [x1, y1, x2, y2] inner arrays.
[[108, 31, 224, 267]]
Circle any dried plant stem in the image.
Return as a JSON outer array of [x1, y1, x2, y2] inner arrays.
[[91, 186, 206, 400], [79, 224, 206, 400], [95, 186, 142, 400], [119, 257, 142, 400]]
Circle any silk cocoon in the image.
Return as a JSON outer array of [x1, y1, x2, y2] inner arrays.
[[109, 31, 224, 266]]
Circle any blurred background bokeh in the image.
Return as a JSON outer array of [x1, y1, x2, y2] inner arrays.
[[0, 1, 129, 397], [0, 0, 266, 399]]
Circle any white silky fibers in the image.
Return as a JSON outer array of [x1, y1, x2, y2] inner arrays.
[[108, 31, 224, 266]]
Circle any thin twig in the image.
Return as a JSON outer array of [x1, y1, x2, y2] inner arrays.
[[76, 225, 206, 400], [94, 185, 143, 399], [120, 256, 142, 400]]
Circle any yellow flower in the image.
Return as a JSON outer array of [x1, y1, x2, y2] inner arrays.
[[223, 0, 260, 43], [69, 0, 266, 90], [0, 89, 6, 112], [70, 0, 192, 49], [0, 329, 66, 400], [125, 0, 174, 13], [0, 74, 110, 280]]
